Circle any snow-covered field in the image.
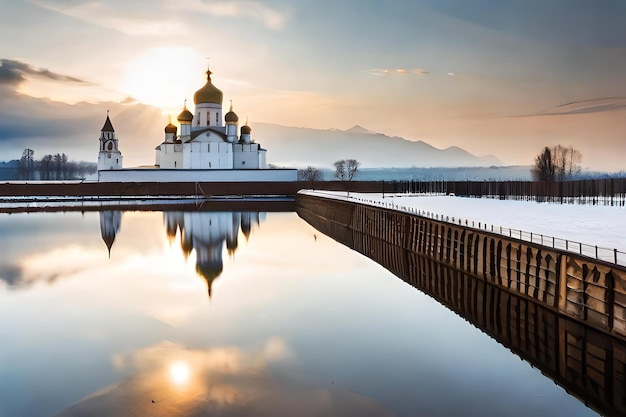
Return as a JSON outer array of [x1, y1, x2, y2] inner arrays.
[[301, 190, 626, 265]]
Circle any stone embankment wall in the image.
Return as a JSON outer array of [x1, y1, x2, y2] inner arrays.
[[304, 217, 626, 416], [0, 181, 391, 198], [296, 193, 626, 340]]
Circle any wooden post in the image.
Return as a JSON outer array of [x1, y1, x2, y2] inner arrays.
[[558, 255, 568, 311]]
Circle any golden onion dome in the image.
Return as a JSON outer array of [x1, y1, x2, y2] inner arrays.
[[241, 124, 251, 135], [225, 101, 238, 123], [177, 101, 193, 122], [194, 69, 223, 105], [164, 122, 177, 134]]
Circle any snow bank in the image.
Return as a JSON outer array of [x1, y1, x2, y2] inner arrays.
[[300, 190, 626, 261]]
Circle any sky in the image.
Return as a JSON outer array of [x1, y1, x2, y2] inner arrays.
[[1, 0, 625, 170]]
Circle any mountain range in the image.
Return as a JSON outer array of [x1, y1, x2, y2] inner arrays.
[[254, 123, 502, 168]]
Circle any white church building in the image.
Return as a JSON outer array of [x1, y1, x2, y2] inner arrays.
[[96, 67, 296, 183]]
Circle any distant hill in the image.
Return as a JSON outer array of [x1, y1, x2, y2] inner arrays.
[[254, 123, 502, 168]]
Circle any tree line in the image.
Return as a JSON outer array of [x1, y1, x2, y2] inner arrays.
[[298, 159, 361, 182], [17, 148, 96, 180], [532, 145, 582, 182]]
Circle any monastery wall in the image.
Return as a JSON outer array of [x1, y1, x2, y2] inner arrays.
[[296, 192, 626, 341], [97, 168, 297, 183]]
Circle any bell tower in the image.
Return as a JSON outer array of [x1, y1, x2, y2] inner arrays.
[[97, 110, 123, 171]]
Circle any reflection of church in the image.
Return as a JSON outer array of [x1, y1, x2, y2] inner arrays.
[[100, 211, 121, 257], [165, 211, 263, 297], [100, 210, 264, 297]]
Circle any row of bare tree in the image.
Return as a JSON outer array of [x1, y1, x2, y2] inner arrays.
[[18, 148, 96, 180], [531, 145, 582, 182], [298, 159, 361, 182]]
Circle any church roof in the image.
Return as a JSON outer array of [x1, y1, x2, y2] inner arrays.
[[101, 115, 114, 132], [189, 127, 228, 142], [193, 69, 223, 105]]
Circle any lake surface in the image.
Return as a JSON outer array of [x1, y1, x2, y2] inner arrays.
[[0, 207, 606, 416]]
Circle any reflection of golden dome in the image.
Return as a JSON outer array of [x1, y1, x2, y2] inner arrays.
[[165, 123, 177, 134], [194, 70, 223, 105], [196, 263, 222, 298]]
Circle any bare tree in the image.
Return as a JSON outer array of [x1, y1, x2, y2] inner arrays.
[[532, 145, 581, 181], [20, 149, 34, 168], [298, 166, 323, 181], [334, 159, 361, 181]]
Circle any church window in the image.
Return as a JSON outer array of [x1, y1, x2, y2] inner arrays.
[[216, 113, 219, 125], [107, 154, 111, 159], [209, 162, 211, 168], [174, 161, 177, 168], [107, 142, 113, 151], [207, 112, 210, 126], [242, 161, 246, 165], [208, 143, 210, 152]]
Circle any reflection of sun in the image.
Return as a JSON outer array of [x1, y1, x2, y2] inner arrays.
[[169, 360, 191, 386], [121, 46, 205, 113]]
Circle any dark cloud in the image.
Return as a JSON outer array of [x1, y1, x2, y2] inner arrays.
[[0, 59, 86, 85], [0, 264, 23, 287], [0, 88, 163, 165]]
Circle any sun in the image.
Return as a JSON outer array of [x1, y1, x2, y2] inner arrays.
[[121, 46, 206, 113], [169, 360, 191, 386]]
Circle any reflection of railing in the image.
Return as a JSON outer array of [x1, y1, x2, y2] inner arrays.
[[297, 203, 626, 417], [308, 191, 626, 266]]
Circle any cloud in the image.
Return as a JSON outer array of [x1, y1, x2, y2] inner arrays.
[[57, 340, 394, 417], [170, 0, 290, 30], [28, 0, 189, 35], [368, 67, 430, 76], [0, 59, 86, 85], [517, 97, 626, 117], [0, 264, 23, 287], [29, 0, 289, 33], [0, 89, 163, 166]]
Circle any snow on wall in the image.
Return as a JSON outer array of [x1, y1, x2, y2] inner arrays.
[[98, 169, 298, 183], [300, 190, 626, 255]]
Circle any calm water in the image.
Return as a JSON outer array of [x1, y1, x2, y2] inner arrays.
[[0, 207, 602, 416]]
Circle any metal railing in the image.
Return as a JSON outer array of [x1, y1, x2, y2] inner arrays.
[[302, 190, 626, 266]]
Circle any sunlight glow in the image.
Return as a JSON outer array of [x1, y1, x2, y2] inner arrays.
[[169, 360, 191, 386], [121, 46, 206, 113]]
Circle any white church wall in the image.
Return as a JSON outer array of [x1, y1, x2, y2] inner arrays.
[[159, 143, 183, 168], [194, 102, 221, 128], [233, 143, 261, 169], [98, 152, 122, 171], [184, 133, 233, 169], [259, 150, 267, 169], [98, 169, 298, 183]]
